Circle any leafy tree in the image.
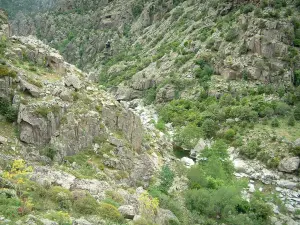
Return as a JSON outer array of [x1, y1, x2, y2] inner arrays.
[[201, 119, 217, 138], [158, 165, 174, 194]]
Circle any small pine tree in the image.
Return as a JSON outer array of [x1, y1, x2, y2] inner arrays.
[[288, 114, 296, 126]]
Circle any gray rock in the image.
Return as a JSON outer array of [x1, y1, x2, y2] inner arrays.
[[0, 136, 7, 144], [277, 180, 298, 190], [156, 85, 175, 103], [190, 138, 211, 159], [180, 157, 195, 167], [118, 205, 136, 219], [20, 79, 41, 97], [60, 89, 73, 102], [39, 218, 58, 225], [65, 74, 81, 90], [155, 208, 179, 225], [73, 218, 92, 225], [102, 104, 143, 151], [278, 157, 300, 173]]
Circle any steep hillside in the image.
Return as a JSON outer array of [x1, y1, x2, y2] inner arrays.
[[1, 0, 300, 225], [0, 10, 176, 224]]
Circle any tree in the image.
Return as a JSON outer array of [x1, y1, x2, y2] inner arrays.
[[202, 119, 217, 138]]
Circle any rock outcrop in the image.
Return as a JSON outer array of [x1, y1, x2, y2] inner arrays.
[[278, 157, 300, 173]]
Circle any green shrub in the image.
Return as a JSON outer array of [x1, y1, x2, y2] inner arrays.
[[202, 119, 217, 138], [174, 124, 202, 149], [0, 97, 18, 122], [274, 102, 290, 115], [0, 65, 17, 78], [0, 195, 21, 220], [259, 107, 274, 118], [98, 203, 124, 222], [73, 193, 99, 215], [240, 140, 261, 159], [158, 165, 174, 194], [143, 88, 157, 105], [155, 119, 166, 132], [294, 39, 300, 47], [271, 118, 280, 127], [225, 28, 239, 42], [105, 190, 124, 205], [224, 129, 236, 141], [48, 186, 72, 210], [40, 146, 57, 161], [288, 114, 296, 126], [194, 65, 214, 83], [294, 70, 300, 86], [132, 1, 144, 18], [242, 4, 255, 14], [45, 211, 72, 225]]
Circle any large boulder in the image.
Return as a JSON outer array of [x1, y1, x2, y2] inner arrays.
[[156, 85, 175, 103], [0, 136, 7, 144], [19, 78, 41, 97], [190, 138, 212, 159], [155, 208, 179, 225], [181, 157, 195, 168], [118, 205, 136, 219], [278, 157, 300, 173], [17, 104, 61, 145], [64, 74, 81, 90]]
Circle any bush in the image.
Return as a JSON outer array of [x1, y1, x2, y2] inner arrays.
[[271, 118, 280, 127], [202, 119, 217, 138], [158, 165, 174, 193], [174, 124, 202, 149], [0, 65, 17, 78], [98, 203, 124, 222], [155, 119, 166, 132], [105, 191, 124, 205], [45, 211, 72, 225], [73, 193, 99, 215], [242, 4, 255, 14], [224, 129, 236, 141], [143, 88, 157, 105], [49, 186, 72, 210], [240, 140, 261, 159], [274, 102, 290, 115], [40, 146, 57, 160], [288, 114, 296, 126], [0, 97, 18, 122], [225, 28, 239, 42], [0, 195, 21, 220]]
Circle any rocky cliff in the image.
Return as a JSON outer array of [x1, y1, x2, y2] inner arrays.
[[0, 11, 177, 224]]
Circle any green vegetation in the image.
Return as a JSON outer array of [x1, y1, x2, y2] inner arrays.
[[0, 159, 126, 223], [0, 97, 18, 122], [35, 105, 60, 118], [150, 141, 273, 224], [0, 64, 17, 78]]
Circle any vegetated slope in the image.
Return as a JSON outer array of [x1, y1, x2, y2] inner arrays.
[[1, 0, 300, 225], [0, 10, 176, 225]]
